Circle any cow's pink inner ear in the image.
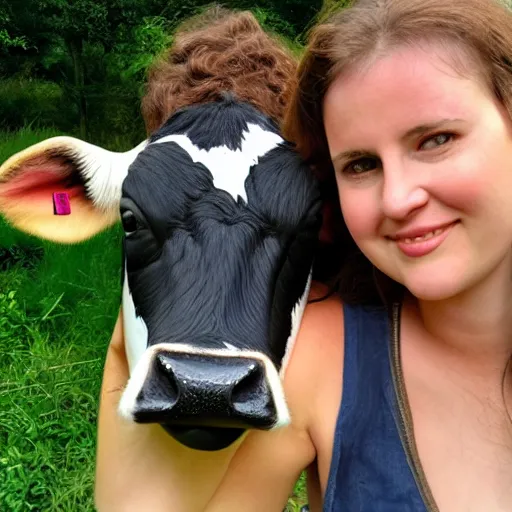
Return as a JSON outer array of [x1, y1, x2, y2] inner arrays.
[[0, 154, 85, 203], [0, 148, 117, 243]]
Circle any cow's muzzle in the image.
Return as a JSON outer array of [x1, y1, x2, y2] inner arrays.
[[118, 344, 290, 451]]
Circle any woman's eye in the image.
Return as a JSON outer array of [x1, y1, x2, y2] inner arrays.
[[420, 133, 454, 150], [121, 210, 139, 235], [343, 157, 379, 175]]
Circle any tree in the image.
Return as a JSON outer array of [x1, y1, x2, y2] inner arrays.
[[1, 0, 171, 138], [0, 0, 325, 141]]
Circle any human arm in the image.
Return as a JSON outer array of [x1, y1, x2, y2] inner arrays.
[[95, 314, 242, 512], [94, 295, 332, 512]]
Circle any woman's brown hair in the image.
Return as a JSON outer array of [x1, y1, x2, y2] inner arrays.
[[141, 6, 298, 135], [284, 0, 512, 304]]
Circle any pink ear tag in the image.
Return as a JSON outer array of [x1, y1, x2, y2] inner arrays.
[[53, 192, 71, 215]]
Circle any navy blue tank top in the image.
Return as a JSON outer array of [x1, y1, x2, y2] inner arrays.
[[323, 303, 429, 512]]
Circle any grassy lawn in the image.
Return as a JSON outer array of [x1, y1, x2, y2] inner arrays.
[[0, 129, 308, 511]]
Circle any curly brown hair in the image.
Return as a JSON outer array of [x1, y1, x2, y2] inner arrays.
[[283, 0, 512, 304], [141, 6, 298, 135]]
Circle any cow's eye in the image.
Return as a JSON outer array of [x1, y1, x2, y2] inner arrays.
[[120, 198, 161, 272], [121, 210, 139, 236]]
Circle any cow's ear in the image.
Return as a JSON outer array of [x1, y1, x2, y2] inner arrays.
[[0, 136, 147, 243]]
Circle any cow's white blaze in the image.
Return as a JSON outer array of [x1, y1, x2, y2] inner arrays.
[[122, 267, 149, 371], [279, 268, 313, 378], [151, 123, 283, 202], [118, 342, 291, 429]]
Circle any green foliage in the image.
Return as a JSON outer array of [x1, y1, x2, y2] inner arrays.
[[10, 0, 111, 47], [317, 0, 353, 22], [0, 246, 44, 272], [108, 16, 173, 82], [252, 7, 298, 41], [0, 126, 63, 161], [251, 8, 304, 57], [0, 4, 28, 51], [81, 14, 173, 146], [0, 79, 75, 132], [286, 472, 308, 511], [0, 228, 122, 511], [0, 29, 28, 50], [0, 0, 325, 136]]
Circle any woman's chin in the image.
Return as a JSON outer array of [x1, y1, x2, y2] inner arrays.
[[403, 277, 464, 302]]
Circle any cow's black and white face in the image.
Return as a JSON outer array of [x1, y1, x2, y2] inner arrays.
[[0, 97, 321, 451], [117, 100, 321, 449]]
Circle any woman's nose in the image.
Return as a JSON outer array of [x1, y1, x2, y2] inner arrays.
[[380, 161, 429, 220]]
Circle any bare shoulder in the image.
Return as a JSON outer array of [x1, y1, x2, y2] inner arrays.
[[284, 281, 345, 414], [299, 282, 344, 355], [285, 281, 346, 500]]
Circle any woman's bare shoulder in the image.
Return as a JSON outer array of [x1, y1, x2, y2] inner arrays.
[[304, 281, 345, 348], [283, 282, 345, 420], [290, 281, 345, 370], [283, 281, 346, 495]]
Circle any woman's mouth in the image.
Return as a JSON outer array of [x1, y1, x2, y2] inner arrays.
[[390, 222, 457, 258]]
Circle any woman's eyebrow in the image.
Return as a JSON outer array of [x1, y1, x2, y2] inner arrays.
[[332, 149, 374, 166], [331, 118, 464, 164], [400, 118, 463, 142]]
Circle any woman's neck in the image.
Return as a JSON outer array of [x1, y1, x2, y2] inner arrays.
[[412, 255, 512, 367]]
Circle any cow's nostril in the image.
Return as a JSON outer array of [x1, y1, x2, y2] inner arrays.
[[230, 363, 271, 417], [143, 354, 180, 406]]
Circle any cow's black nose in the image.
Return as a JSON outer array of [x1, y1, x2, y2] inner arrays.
[[131, 350, 281, 450]]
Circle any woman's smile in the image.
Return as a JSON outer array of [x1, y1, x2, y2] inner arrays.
[[388, 221, 458, 258]]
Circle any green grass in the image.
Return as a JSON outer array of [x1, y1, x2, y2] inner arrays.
[[0, 227, 123, 511], [0, 128, 308, 511]]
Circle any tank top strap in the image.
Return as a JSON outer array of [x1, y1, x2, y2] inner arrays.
[[323, 303, 428, 512]]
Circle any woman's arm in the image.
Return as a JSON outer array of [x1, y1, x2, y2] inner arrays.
[[95, 314, 239, 512], [95, 312, 317, 512], [205, 349, 318, 512]]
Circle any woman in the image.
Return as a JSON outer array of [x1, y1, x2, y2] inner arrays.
[[96, 0, 512, 510]]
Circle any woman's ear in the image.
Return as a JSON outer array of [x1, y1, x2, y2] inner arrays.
[[0, 137, 146, 243]]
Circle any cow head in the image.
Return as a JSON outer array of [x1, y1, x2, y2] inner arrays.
[[0, 98, 321, 450]]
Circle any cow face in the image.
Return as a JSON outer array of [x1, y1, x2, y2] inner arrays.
[[0, 98, 321, 451]]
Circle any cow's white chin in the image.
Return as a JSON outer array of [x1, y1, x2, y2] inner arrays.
[[122, 267, 149, 371], [118, 342, 291, 430]]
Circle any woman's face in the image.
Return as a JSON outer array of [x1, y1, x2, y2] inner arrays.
[[323, 44, 512, 301]]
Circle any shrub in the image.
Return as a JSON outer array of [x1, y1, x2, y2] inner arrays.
[[0, 78, 76, 132]]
